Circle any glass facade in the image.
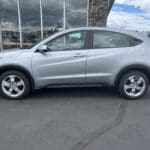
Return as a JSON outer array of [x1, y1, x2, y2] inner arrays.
[[20, 0, 41, 48], [0, 0, 88, 50], [66, 0, 87, 28], [0, 0, 19, 49]]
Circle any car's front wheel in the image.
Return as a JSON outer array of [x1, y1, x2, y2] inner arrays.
[[0, 70, 30, 100], [118, 71, 149, 100]]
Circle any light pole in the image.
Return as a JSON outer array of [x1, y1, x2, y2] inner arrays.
[[63, 0, 66, 30], [17, 0, 23, 48], [40, 0, 44, 39]]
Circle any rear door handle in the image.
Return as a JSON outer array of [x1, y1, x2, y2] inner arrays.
[[73, 53, 86, 58]]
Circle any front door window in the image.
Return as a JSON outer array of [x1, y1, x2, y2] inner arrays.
[[46, 31, 86, 51]]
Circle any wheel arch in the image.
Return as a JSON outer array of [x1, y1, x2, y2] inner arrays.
[[0, 65, 35, 90], [115, 64, 150, 87]]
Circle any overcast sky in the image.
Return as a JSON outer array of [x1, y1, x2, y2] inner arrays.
[[108, 0, 150, 31]]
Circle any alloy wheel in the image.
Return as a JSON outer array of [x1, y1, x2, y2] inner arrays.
[[123, 75, 146, 98], [1, 75, 25, 98]]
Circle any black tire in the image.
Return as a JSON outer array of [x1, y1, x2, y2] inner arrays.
[[0, 70, 30, 100], [118, 71, 149, 100]]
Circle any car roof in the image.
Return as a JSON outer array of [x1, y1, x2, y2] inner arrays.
[[62, 27, 148, 41]]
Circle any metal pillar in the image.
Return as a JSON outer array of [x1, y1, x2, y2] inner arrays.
[[87, 0, 90, 27], [40, 0, 44, 39], [63, 0, 66, 30], [0, 28, 3, 51], [17, 0, 23, 48]]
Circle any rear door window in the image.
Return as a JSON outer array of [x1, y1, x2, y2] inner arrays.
[[93, 30, 130, 49]]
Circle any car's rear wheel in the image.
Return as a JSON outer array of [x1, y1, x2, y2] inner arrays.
[[118, 71, 149, 100], [0, 70, 30, 100]]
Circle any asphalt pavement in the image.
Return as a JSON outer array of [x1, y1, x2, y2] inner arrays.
[[0, 87, 150, 150]]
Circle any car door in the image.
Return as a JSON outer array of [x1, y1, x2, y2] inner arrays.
[[86, 30, 133, 84], [32, 30, 88, 87]]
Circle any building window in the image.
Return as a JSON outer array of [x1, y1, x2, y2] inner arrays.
[[1, 0, 19, 49]]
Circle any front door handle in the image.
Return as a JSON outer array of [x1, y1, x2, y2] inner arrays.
[[73, 53, 86, 58]]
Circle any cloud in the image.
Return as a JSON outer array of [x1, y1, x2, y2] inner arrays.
[[108, 0, 150, 31], [115, 0, 150, 11], [108, 11, 150, 31]]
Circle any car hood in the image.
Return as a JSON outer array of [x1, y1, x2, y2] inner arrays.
[[0, 48, 30, 58]]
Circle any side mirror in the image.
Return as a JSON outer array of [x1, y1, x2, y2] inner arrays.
[[37, 45, 48, 53]]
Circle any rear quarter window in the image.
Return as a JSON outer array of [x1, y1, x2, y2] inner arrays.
[[131, 38, 143, 46]]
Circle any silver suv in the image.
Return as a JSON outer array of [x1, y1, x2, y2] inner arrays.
[[0, 27, 150, 100]]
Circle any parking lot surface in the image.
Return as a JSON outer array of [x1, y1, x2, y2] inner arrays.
[[0, 87, 150, 150]]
